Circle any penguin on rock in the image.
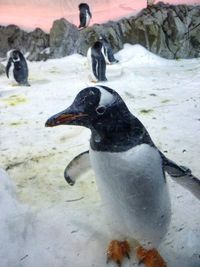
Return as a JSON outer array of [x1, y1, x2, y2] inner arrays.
[[78, 3, 92, 29], [6, 49, 30, 86], [46, 85, 200, 267]]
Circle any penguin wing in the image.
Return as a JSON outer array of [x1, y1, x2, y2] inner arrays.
[[79, 12, 86, 28], [101, 46, 110, 64], [161, 153, 200, 200], [91, 56, 98, 79], [64, 150, 91, 186], [88, 9, 92, 18], [6, 58, 12, 78]]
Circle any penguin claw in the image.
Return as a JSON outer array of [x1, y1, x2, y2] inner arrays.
[[106, 240, 130, 267], [136, 246, 167, 267]]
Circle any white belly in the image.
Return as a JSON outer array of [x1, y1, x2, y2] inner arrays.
[[85, 11, 91, 27], [89, 144, 171, 247], [87, 48, 98, 82]]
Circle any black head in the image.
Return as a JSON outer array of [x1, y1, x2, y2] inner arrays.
[[46, 85, 129, 129], [45, 86, 151, 151], [79, 3, 90, 11], [9, 49, 24, 61], [92, 41, 103, 52]]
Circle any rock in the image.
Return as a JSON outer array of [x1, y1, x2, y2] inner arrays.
[[26, 28, 49, 61], [0, 25, 27, 57], [49, 18, 79, 58], [0, 25, 49, 61], [0, 3, 200, 60], [0, 63, 5, 75], [75, 21, 123, 56]]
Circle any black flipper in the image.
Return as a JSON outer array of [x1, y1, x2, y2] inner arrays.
[[6, 58, 12, 78], [161, 153, 200, 200], [64, 150, 91, 186]]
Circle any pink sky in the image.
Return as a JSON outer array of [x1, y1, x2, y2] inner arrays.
[[0, 0, 199, 32]]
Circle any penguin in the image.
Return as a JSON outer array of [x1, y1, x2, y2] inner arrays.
[[78, 3, 92, 29], [99, 35, 119, 64], [87, 41, 107, 82], [45, 85, 200, 267], [45, 85, 178, 266], [6, 49, 30, 86]]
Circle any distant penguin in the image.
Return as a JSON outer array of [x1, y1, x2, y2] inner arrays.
[[6, 49, 30, 86], [78, 3, 92, 29], [99, 35, 119, 64], [87, 41, 107, 82]]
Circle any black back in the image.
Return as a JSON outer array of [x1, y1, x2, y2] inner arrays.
[[91, 42, 107, 81]]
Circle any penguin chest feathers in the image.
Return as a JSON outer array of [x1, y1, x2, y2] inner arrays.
[[89, 143, 171, 245]]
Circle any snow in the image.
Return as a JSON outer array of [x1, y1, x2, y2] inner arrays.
[[0, 44, 200, 267]]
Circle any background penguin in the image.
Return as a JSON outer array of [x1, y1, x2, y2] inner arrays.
[[6, 49, 30, 86], [78, 3, 92, 29], [99, 35, 119, 64], [87, 41, 107, 82], [46, 85, 175, 267]]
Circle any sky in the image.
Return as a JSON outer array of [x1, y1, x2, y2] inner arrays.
[[0, 0, 199, 32]]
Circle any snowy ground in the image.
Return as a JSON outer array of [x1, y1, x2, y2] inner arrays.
[[0, 44, 200, 267]]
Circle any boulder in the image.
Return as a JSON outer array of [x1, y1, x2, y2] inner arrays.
[[0, 63, 5, 75], [0, 25, 49, 61], [49, 18, 79, 58], [0, 25, 27, 57], [26, 28, 50, 61]]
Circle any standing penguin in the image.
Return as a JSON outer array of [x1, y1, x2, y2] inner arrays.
[[87, 41, 107, 82], [6, 49, 30, 86], [78, 3, 92, 29], [46, 85, 173, 266], [99, 35, 119, 64]]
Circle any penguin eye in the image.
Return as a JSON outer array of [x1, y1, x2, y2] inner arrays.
[[96, 105, 106, 115]]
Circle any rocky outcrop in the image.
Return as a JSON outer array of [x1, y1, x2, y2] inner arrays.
[[0, 3, 200, 60], [50, 18, 79, 58], [0, 25, 49, 61], [26, 28, 50, 61], [0, 63, 5, 75]]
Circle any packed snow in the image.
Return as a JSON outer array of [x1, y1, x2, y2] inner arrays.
[[0, 44, 200, 267]]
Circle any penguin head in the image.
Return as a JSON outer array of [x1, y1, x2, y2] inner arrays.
[[92, 41, 103, 52], [8, 49, 23, 62], [79, 3, 89, 11], [45, 86, 130, 133]]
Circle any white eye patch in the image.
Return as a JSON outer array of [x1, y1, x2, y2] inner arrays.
[[95, 86, 114, 107], [12, 58, 20, 62]]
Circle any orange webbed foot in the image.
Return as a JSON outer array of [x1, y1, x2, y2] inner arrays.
[[107, 240, 130, 267], [136, 246, 167, 267]]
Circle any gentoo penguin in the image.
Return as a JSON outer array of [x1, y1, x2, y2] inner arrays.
[[78, 3, 92, 29], [87, 41, 107, 82], [46, 85, 172, 266], [99, 35, 119, 64], [6, 49, 30, 86]]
